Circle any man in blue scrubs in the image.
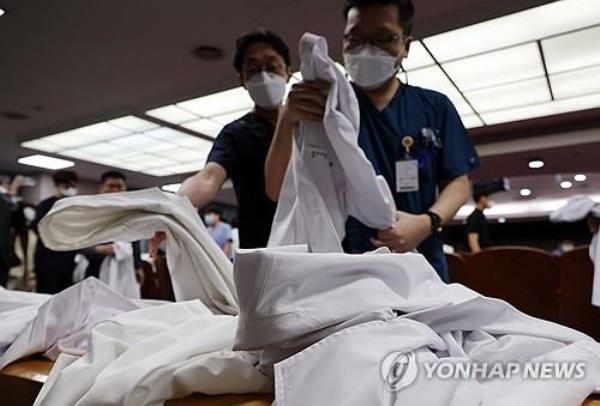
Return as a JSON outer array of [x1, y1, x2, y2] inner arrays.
[[265, 0, 479, 281], [152, 30, 293, 254]]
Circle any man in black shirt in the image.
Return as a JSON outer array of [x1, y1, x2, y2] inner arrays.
[[32, 170, 80, 293], [465, 188, 492, 253], [151, 30, 293, 253]]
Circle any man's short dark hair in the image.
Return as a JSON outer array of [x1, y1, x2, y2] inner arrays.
[[52, 170, 79, 186], [101, 170, 126, 184], [205, 205, 222, 216], [343, 0, 415, 35], [233, 29, 291, 74]]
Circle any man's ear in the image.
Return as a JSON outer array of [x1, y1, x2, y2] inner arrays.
[[286, 66, 294, 83], [402, 36, 413, 59]]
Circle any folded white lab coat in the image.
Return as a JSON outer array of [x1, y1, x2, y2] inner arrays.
[[35, 301, 271, 406], [39, 188, 238, 314], [232, 246, 600, 405], [0, 277, 139, 369], [268, 33, 395, 252], [98, 242, 140, 299], [551, 195, 600, 307]]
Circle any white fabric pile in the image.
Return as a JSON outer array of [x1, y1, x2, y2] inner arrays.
[[0, 278, 139, 369], [550, 195, 600, 307], [38, 188, 238, 315], [35, 300, 270, 406], [268, 33, 396, 252], [234, 245, 600, 405]]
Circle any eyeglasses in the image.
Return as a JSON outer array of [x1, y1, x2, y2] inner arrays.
[[243, 62, 285, 78], [343, 33, 403, 51]]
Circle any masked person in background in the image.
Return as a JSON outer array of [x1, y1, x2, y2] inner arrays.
[[265, 0, 480, 282], [150, 30, 293, 255], [80, 171, 143, 297], [204, 205, 233, 255], [32, 170, 80, 293]]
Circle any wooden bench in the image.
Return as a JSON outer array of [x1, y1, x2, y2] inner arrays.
[[2, 358, 599, 405]]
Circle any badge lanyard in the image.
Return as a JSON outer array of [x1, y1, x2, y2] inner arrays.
[[395, 135, 419, 193]]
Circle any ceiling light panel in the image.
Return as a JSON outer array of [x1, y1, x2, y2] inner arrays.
[[461, 114, 485, 129], [405, 65, 475, 116], [442, 43, 544, 92], [21, 139, 63, 153], [21, 115, 213, 177], [464, 77, 550, 113], [18, 154, 75, 170], [424, 0, 600, 62], [403, 40, 435, 71], [181, 119, 223, 138], [177, 87, 253, 117], [480, 92, 600, 125], [542, 25, 600, 74], [145, 105, 198, 124], [550, 64, 600, 99]]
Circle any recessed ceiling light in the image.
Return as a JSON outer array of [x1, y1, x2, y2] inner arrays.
[[520, 188, 532, 197], [162, 183, 182, 193], [0, 8, 5, 18], [498, 217, 507, 224], [560, 181, 573, 189], [528, 160, 545, 169], [18, 154, 75, 170], [574, 174, 587, 182], [193, 45, 225, 61]]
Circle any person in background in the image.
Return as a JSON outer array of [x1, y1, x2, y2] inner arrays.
[[465, 189, 492, 253], [265, 0, 480, 281], [204, 205, 232, 255], [150, 30, 293, 255], [0, 175, 25, 287], [82, 171, 143, 284], [32, 170, 80, 293]]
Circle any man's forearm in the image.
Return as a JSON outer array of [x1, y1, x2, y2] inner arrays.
[[178, 164, 226, 209], [265, 115, 295, 201], [430, 175, 470, 224]]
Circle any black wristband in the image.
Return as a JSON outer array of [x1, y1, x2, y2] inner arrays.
[[426, 210, 443, 235]]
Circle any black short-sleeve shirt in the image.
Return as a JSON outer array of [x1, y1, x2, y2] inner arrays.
[[206, 112, 277, 249], [465, 209, 492, 251]]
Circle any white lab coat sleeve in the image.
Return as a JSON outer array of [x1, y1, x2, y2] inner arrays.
[[38, 188, 238, 315]]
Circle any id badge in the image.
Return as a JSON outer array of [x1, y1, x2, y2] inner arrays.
[[396, 159, 419, 193]]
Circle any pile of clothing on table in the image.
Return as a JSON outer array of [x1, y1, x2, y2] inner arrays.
[[1, 33, 599, 406]]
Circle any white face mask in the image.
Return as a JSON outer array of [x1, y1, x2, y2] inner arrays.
[[204, 214, 216, 226], [245, 71, 287, 109], [62, 187, 78, 197], [343, 44, 400, 90]]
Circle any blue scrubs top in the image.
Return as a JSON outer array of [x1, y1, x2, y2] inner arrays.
[[343, 83, 481, 282]]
